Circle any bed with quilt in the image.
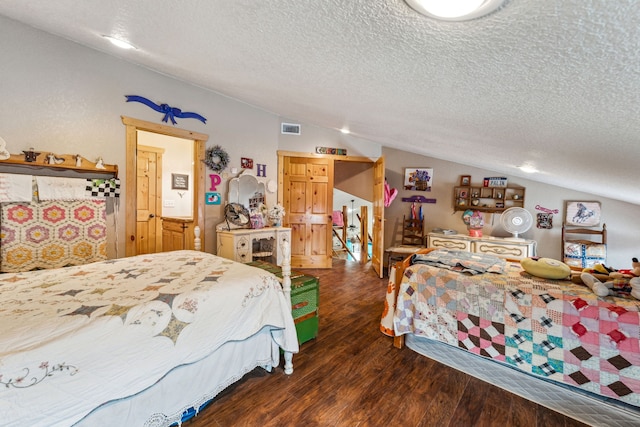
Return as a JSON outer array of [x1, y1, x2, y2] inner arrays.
[[381, 248, 640, 425], [0, 250, 299, 426]]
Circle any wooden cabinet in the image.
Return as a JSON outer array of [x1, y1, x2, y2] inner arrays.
[[161, 217, 194, 251], [217, 227, 292, 266], [427, 233, 535, 260], [453, 184, 525, 213]]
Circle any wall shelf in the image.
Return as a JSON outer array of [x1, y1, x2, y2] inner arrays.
[[0, 153, 118, 177], [453, 184, 525, 213]]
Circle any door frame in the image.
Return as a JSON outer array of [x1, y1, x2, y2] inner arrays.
[[277, 150, 384, 270], [122, 116, 208, 257]]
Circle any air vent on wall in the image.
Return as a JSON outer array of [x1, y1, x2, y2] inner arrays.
[[281, 123, 301, 135]]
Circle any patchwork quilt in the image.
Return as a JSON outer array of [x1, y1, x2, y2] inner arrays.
[[382, 252, 640, 408], [0, 250, 298, 426], [0, 200, 107, 272]]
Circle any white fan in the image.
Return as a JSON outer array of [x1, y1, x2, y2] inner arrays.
[[500, 207, 533, 239]]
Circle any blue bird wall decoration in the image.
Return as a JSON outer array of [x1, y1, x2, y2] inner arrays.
[[125, 95, 207, 125]]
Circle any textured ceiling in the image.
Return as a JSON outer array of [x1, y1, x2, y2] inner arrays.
[[1, 0, 639, 204]]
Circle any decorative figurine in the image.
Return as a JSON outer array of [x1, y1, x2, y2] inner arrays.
[[0, 136, 10, 160], [46, 153, 65, 165], [96, 157, 106, 169], [23, 148, 41, 162], [75, 154, 82, 167]]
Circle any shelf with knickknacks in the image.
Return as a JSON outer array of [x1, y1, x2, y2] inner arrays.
[[0, 148, 118, 176], [454, 175, 525, 213]]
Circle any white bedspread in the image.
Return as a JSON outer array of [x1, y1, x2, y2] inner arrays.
[[0, 250, 298, 427]]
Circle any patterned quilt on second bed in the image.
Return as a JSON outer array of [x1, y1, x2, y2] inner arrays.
[[389, 254, 640, 408]]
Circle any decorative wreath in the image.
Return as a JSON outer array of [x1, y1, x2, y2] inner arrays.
[[204, 145, 229, 173]]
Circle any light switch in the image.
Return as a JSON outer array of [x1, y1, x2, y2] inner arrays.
[[164, 200, 176, 207]]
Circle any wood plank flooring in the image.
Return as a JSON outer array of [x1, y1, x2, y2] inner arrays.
[[186, 259, 589, 427]]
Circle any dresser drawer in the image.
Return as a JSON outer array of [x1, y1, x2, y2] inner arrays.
[[428, 235, 471, 251], [472, 241, 530, 259]]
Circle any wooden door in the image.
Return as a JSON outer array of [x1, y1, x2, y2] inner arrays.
[[371, 156, 385, 277], [282, 156, 334, 268], [136, 145, 164, 254]]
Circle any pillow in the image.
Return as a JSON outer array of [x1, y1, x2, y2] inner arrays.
[[521, 257, 571, 280]]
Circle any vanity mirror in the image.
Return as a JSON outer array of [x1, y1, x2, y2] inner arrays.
[[228, 170, 265, 210], [218, 170, 266, 231]]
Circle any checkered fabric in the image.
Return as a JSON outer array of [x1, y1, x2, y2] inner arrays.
[[86, 178, 120, 198]]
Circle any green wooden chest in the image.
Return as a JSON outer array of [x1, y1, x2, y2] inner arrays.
[[248, 260, 319, 344]]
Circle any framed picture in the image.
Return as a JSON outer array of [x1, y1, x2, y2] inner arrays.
[[205, 192, 221, 205], [537, 213, 553, 229], [241, 157, 253, 169], [565, 201, 601, 227], [459, 190, 468, 198], [171, 173, 189, 190], [403, 167, 433, 191], [460, 175, 471, 186]]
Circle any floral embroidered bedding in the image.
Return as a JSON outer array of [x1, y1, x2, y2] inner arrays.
[[0, 250, 298, 426]]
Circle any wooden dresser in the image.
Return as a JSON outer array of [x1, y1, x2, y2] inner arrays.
[[426, 232, 536, 260]]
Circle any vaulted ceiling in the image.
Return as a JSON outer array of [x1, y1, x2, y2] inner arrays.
[[1, 1, 638, 203]]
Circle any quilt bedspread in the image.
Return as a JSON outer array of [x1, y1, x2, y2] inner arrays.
[[0, 250, 298, 427], [387, 260, 640, 408]]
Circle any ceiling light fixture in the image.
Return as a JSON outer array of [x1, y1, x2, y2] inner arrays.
[[103, 35, 136, 50], [405, 0, 505, 21], [340, 128, 350, 135]]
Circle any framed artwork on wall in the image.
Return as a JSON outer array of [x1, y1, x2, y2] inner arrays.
[[460, 175, 471, 186], [565, 201, 601, 227], [171, 173, 189, 190], [403, 167, 433, 191]]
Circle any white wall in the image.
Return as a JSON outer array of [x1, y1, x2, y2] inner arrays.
[[0, 16, 382, 255], [2, 16, 638, 268], [383, 147, 640, 267]]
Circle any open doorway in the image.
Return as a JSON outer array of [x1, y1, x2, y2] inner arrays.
[[122, 116, 208, 257], [332, 191, 373, 262], [332, 160, 374, 263], [277, 151, 385, 276]]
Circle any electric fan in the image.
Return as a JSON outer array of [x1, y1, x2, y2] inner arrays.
[[500, 207, 533, 239], [224, 203, 251, 229]]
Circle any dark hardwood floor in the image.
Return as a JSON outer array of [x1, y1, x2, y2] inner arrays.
[[186, 259, 589, 427]]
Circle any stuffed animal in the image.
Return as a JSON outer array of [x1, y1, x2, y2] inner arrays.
[[580, 258, 639, 298]]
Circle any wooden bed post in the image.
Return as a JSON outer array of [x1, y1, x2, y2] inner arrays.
[[194, 226, 201, 251], [280, 235, 294, 374]]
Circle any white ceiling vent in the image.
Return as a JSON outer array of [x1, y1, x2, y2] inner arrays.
[[281, 122, 301, 135]]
